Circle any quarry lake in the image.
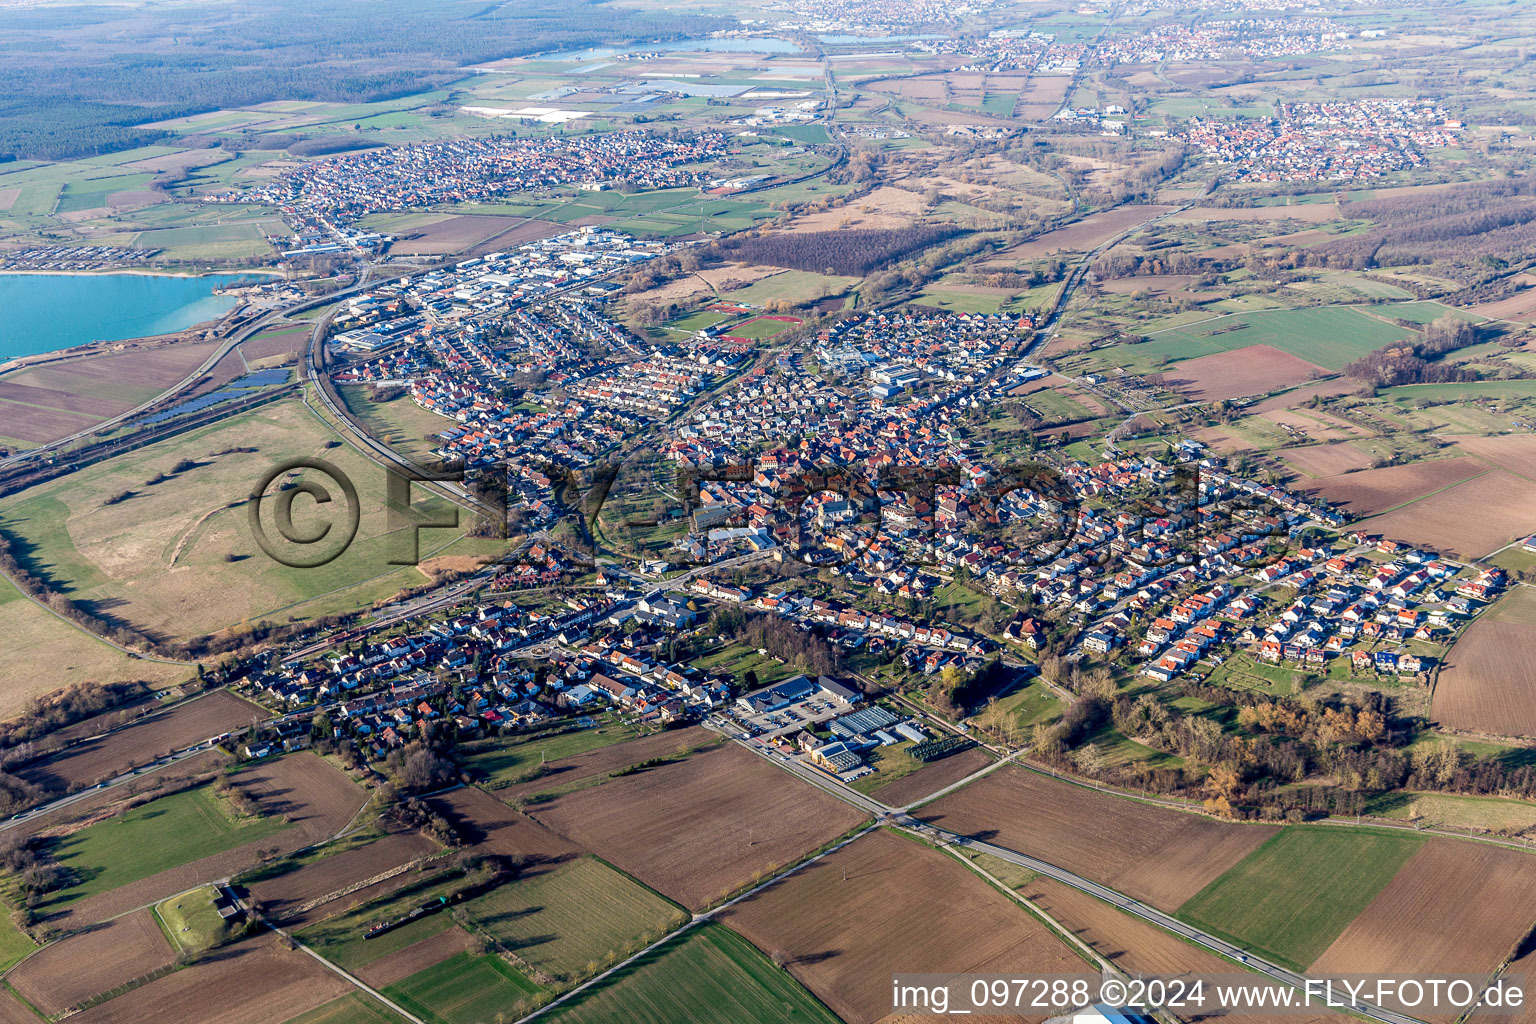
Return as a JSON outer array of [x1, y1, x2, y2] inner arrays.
[[0, 272, 259, 359]]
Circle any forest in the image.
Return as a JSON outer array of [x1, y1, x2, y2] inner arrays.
[[0, 0, 731, 160], [715, 225, 964, 277]]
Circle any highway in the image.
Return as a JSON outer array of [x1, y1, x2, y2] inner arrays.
[[724, 727, 1431, 1024]]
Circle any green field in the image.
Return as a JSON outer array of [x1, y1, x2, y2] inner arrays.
[[460, 714, 642, 788], [465, 857, 684, 982], [1132, 306, 1417, 371], [41, 785, 289, 908], [544, 923, 839, 1024], [0, 396, 469, 640], [385, 951, 544, 1024], [296, 872, 467, 971], [726, 317, 800, 340], [1384, 380, 1536, 401], [1177, 827, 1424, 970], [0, 901, 36, 972], [282, 993, 411, 1024], [157, 885, 234, 953]]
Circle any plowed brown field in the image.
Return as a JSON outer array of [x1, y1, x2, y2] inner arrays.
[[527, 744, 869, 910], [355, 926, 475, 987], [1312, 838, 1536, 976], [1359, 468, 1536, 558], [723, 830, 1078, 1024], [1433, 587, 1536, 737], [1021, 878, 1342, 1024], [8, 909, 175, 1015], [20, 689, 263, 790], [1300, 458, 1485, 516], [247, 831, 441, 924], [429, 786, 579, 868], [67, 939, 348, 1024], [1163, 344, 1323, 401], [497, 726, 716, 802], [917, 767, 1276, 908]]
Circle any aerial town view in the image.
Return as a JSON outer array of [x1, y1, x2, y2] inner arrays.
[[3, 0, 1536, 1021]]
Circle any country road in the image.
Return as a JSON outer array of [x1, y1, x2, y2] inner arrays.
[[723, 727, 1432, 1024]]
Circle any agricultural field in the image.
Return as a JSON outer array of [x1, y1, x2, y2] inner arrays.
[[1311, 838, 1536, 976], [65, 938, 351, 1024], [1177, 827, 1425, 971], [1299, 458, 1487, 516], [863, 744, 993, 806], [0, 338, 220, 447], [1020, 878, 1328, 1024], [19, 688, 261, 791], [1433, 586, 1536, 738], [283, 994, 412, 1024], [5, 909, 170, 1015], [0, 574, 193, 717], [245, 831, 442, 926], [48, 752, 365, 928], [1159, 344, 1324, 401], [1130, 306, 1416, 372], [36, 782, 290, 910], [917, 766, 1276, 908], [462, 855, 686, 983], [721, 829, 1082, 1024], [1357, 468, 1536, 559], [0, 396, 469, 641], [383, 951, 544, 1024], [525, 743, 870, 910], [544, 922, 839, 1024]]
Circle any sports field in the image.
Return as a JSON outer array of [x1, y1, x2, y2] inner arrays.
[[1131, 306, 1416, 371], [1177, 826, 1424, 970], [544, 923, 839, 1024]]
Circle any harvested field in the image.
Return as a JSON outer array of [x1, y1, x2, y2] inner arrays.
[[1016, 75, 1072, 120], [527, 744, 869, 910], [1299, 458, 1485, 517], [1282, 442, 1376, 479], [1456, 434, 1536, 480], [7, 908, 175, 1016], [247, 832, 441, 924], [428, 786, 579, 868], [774, 186, 928, 232], [917, 766, 1276, 908], [1262, 409, 1360, 443], [1162, 344, 1323, 401], [1022, 878, 1339, 1024], [389, 215, 561, 256], [55, 752, 365, 927], [497, 726, 716, 802], [1433, 587, 1536, 737], [866, 745, 992, 807], [1248, 379, 1357, 412], [0, 339, 220, 445], [1470, 276, 1536, 323], [20, 689, 263, 791], [1312, 838, 1536, 975], [1009, 206, 1173, 258], [1169, 204, 1340, 224], [1359, 469, 1536, 558], [355, 927, 475, 988], [722, 829, 1079, 1024], [0, 993, 37, 1024], [68, 938, 349, 1024]]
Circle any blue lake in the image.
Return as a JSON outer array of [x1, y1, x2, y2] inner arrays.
[[542, 36, 801, 61], [0, 272, 262, 359]]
